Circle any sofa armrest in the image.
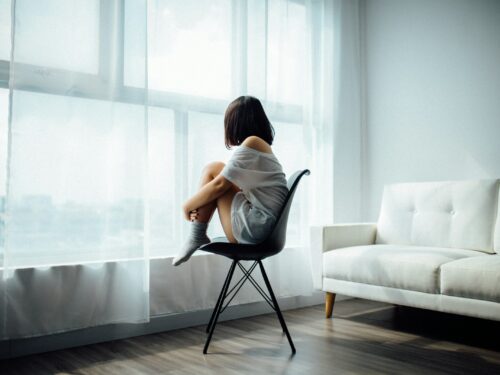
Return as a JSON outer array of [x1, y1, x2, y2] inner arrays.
[[310, 223, 377, 290]]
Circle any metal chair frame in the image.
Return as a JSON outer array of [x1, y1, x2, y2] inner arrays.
[[199, 169, 310, 354]]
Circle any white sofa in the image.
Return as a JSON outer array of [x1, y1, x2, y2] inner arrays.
[[311, 179, 500, 321]]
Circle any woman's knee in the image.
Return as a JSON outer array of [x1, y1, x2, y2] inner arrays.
[[202, 161, 225, 178]]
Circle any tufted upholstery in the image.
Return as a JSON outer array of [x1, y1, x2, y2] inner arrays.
[[376, 180, 499, 253]]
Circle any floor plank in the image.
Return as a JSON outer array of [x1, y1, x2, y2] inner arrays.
[[1, 298, 500, 374]]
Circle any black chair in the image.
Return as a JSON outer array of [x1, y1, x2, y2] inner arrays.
[[198, 169, 310, 354]]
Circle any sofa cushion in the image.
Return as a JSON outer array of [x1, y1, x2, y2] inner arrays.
[[441, 255, 500, 303], [323, 245, 482, 294], [376, 179, 499, 253]]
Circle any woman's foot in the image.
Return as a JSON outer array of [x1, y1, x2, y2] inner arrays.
[[172, 222, 210, 266]]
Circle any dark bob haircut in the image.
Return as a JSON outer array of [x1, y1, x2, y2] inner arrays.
[[224, 96, 275, 149]]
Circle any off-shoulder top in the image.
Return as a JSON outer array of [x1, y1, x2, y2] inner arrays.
[[220, 145, 288, 244]]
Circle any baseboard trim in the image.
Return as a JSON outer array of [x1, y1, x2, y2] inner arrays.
[[0, 292, 349, 360]]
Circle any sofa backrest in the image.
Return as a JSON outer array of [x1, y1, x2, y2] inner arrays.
[[376, 179, 499, 253]]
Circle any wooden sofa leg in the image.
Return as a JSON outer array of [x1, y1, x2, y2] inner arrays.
[[325, 292, 336, 318]]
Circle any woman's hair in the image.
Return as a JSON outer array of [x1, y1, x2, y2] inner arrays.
[[224, 96, 275, 149]]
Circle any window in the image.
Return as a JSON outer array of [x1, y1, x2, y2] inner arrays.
[[266, 0, 307, 105], [146, 0, 232, 99], [148, 106, 176, 257], [6, 91, 146, 267], [0, 0, 11, 61], [0, 0, 308, 266], [0, 89, 8, 259], [273, 121, 306, 246], [15, 0, 100, 74]]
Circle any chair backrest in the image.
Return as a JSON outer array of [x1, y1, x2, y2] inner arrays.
[[258, 169, 310, 255]]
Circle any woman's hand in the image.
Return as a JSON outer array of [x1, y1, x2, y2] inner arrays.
[[183, 204, 199, 222], [189, 209, 199, 222], [182, 176, 232, 221]]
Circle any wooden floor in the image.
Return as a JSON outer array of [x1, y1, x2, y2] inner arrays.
[[1, 298, 500, 374]]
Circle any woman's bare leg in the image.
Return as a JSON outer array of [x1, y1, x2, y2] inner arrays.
[[173, 161, 238, 266], [191, 161, 224, 223], [191, 161, 239, 243]]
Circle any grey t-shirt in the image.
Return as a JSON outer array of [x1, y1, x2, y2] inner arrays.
[[221, 145, 288, 244]]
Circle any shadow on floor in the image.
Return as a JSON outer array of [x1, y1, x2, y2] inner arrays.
[[341, 302, 500, 352]]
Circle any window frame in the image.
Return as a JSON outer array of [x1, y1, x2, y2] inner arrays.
[[0, 0, 303, 119], [0, 0, 307, 261]]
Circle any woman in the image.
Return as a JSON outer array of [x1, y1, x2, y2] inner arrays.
[[173, 96, 288, 266]]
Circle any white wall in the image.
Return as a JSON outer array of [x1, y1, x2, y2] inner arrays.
[[333, 0, 363, 223], [363, 0, 500, 220]]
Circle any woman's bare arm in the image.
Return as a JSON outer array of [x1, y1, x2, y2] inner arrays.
[[182, 174, 234, 220], [183, 135, 269, 220]]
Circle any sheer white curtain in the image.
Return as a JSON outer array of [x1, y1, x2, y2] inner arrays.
[[0, 0, 150, 339], [0, 0, 346, 339], [142, 0, 337, 313]]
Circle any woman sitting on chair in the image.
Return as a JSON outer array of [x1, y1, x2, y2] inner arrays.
[[173, 96, 289, 266]]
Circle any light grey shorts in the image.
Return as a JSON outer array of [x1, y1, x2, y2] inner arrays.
[[230, 192, 276, 245]]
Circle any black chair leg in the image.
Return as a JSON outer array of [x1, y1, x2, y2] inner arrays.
[[206, 261, 235, 333], [258, 260, 296, 354], [203, 260, 237, 354]]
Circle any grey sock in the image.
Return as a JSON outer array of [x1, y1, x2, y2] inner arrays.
[[172, 222, 210, 266]]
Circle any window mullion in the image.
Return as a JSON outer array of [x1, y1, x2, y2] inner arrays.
[[174, 111, 189, 245], [99, 0, 125, 92], [231, 0, 248, 96]]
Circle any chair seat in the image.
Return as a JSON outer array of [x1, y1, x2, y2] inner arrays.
[[199, 237, 280, 261]]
